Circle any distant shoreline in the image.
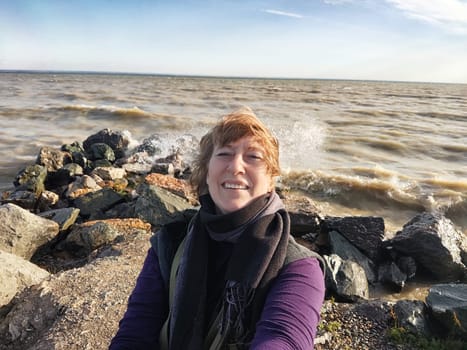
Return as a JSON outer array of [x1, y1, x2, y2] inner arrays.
[[0, 69, 462, 86]]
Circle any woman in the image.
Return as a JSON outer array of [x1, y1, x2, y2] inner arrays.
[[109, 107, 325, 349]]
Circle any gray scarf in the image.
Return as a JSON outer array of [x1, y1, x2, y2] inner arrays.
[[168, 192, 290, 350]]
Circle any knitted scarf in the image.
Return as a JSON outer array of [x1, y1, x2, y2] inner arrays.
[[167, 191, 290, 350]]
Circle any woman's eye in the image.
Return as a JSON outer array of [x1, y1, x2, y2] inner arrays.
[[216, 152, 231, 157], [247, 154, 263, 161]]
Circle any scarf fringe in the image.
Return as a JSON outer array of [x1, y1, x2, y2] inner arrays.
[[220, 281, 255, 342]]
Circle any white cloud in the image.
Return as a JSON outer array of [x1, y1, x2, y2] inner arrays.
[[387, 0, 467, 34], [263, 9, 303, 18]]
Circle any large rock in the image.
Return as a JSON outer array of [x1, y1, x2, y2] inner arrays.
[[134, 184, 194, 227], [88, 143, 116, 163], [13, 164, 47, 195], [82, 129, 130, 159], [65, 175, 102, 199], [144, 173, 197, 205], [73, 188, 125, 219], [91, 167, 126, 181], [38, 207, 80, 231], [282, 194, 323, 236], [45, 163, 83, 188], [0, 204, 59, 260], [1, 190, 38, 210], [0, 250, 50, 307], [426, 283, 467, 339], [63, 221, 120, 257], [60, 218, 150, 257], [385, 212, 467, 281], [324, 254, 369, 301], [392, 300, 431, 336], [323, 216, 385, 262], [36, 147, 71, 173], [378, 261, 407, 292], [329, 230, 377, 283], [133, 133, 165, 156]]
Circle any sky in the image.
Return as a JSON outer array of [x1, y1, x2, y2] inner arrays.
[[1, 0, 467, 83]]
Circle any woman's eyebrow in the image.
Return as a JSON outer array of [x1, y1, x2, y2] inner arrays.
[[247, 144, 264, 151]]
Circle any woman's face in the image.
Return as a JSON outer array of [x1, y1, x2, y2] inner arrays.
[[206, 136, 272, 214]]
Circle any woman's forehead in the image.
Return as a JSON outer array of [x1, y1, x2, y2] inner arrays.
[[217, 136, 264, 149]]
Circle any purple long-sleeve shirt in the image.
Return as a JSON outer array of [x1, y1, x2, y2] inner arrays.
[[109, 248, 325, 350]]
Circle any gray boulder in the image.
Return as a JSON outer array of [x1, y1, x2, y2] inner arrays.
[[385, 212, 467, 281], [378, 261, 407, 292], [122, 162, 153, 175], [324, 254, 369, 301], [38, 207, 81, 231], [91, 167, 126, 181], [2, 190, 38, 210], [151, 163, 175, 176], [426, 283, 467, 339], [0, 204, 59, 260], [134, 184, 193, 227], [13, 164, 47, 195], [323, 216, 385, 262], [282, 195, 323, 236], [392, 299, 431, 336], [134, 133, 165, 156], [329, 230, 377, 283], [65, 175, 102, 199], [62, 221, 120, 257], [0, 250, 50, 307], [73, 188, 125, 219], [82, 128, 130, 159], [88, 143, 115, 163], [36, 147, 71, 173], [396, 255, 417, 280]]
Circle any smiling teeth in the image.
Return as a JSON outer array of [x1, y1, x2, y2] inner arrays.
[[224, 183, 247, 189]]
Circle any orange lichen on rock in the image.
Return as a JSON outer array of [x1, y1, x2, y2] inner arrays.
[[82, 218, 152, 233], [144, 173, 197, 204]]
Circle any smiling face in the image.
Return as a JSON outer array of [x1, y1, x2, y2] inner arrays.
[[206, 136, 273, 214]]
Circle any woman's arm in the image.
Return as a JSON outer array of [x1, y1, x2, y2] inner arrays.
[[109, 248, 168, 350], [250, 257, 325, 350]]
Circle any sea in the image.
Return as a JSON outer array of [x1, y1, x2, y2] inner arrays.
[[1, 71, 466, 242]]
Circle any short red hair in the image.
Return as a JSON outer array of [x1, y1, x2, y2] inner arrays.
[[189, 107, 280, 196]]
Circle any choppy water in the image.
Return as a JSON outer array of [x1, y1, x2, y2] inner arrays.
[[1, 72, 466, 237]]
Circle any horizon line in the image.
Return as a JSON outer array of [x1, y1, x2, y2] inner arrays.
[[0, 69, 464, 86]]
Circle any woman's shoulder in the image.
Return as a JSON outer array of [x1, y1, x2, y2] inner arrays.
[[150, 210, 198, 252], [149, 215, 195, 288], [285, 235, 325, 274]]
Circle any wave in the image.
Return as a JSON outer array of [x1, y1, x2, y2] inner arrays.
[[441, 144, 467, 153], [353, 137, 408, 153], [424, 177, 467, 192], [282, 167, 467, 233], [56, 104, 178, 121], [283, 169, 426, 211]]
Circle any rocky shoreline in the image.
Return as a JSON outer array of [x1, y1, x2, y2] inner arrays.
[[1, 129, 466, 349]]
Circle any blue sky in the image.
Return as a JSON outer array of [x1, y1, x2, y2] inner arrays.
[[1, 0, 467, 83]]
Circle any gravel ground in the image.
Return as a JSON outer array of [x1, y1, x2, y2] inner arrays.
[[2, 228, 414, 350], [315, 299, 411, 350]]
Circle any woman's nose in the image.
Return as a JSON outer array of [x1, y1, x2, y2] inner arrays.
[[227, 154, 245, 174]]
